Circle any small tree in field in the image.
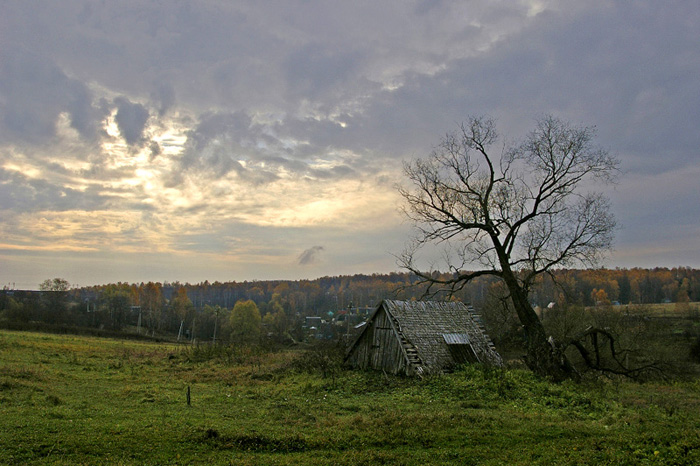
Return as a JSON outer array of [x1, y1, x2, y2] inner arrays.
[[399, 115, 618, 380], [229, 299, 262, 344]]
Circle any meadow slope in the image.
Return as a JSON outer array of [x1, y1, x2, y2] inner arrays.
[[1, 331, 699, 465]]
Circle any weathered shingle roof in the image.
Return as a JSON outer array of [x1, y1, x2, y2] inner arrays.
[[346, 300, 502, 375], [382, 300, 502, 370]]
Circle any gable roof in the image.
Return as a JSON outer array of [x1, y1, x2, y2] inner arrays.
[[345, 300, 502, 375]]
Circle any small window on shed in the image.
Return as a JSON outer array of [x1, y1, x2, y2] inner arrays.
[[442, 333, 480, 364]]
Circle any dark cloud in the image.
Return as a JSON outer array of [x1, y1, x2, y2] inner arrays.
[[285, 43, 364, 98], [150, 83, 176, 116], [0, 167, 114, 212], [113, 97, 150, 146], [347, 2, 700, 175], [184, 112, 253, 153], [297, 246, 325, 265], [176, 111, 273, 183], [0, 47, 99, 145], [149, 141, 162, 159]]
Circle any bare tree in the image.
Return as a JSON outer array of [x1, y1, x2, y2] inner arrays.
[[399, 115, 618, 380], [39, 278, 71, 292]]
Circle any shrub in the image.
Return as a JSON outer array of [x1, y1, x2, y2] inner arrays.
[[287, 341, 345, 379], [690, 336, 700, 363], [179, 342, 267, 366]]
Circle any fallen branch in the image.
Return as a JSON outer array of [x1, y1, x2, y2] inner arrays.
[[559, 326, 665, 380]]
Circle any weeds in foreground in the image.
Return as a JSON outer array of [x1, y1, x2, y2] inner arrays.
[[284, 341, 345, 378]]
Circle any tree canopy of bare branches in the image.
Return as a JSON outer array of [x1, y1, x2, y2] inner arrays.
[[399, 115, 619, 380]]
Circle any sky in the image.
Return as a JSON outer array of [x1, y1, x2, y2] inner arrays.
[[1, 1, 699, 289]]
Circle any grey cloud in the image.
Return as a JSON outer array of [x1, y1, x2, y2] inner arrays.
[[414, 0, 446, 15], [5, 0, 697, 181], [285, 43, 364, 98], [3, 1, 490, 117], [298, 246, 325, 265], [177, 111, 266, 182], [173, 232, 230, 254], [184, 112, 253, 153], [150, 83, 176, 116], [114, 97, 150, 146], [178, 110, 362, 185], [37, 1, 284, 112], [323, 2, 700, 176], [309, 165, 357, 180], [78, 157, 144, 185], [149, 141, 162, 159], [2, 0, 700, 281], [180, 106, 400, 188], [0, 167, 113, 213], [0, 47, 99, 145]]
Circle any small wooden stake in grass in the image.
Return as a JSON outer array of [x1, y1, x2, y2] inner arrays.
[[186, 385, 191, 406]]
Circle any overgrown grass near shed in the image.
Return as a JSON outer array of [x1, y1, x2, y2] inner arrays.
[[1, 330, 699, 465]]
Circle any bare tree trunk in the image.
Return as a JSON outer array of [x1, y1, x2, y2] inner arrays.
[[501, 269, 575, 381]]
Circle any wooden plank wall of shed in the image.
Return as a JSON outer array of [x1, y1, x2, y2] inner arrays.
[[346, 308, 408, 375], [345, 325, 370, 370], [370, 309, 407, 375]]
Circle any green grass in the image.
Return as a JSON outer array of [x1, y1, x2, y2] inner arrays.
[[1, 330, 700, 465], [618, 301, 700, 317]]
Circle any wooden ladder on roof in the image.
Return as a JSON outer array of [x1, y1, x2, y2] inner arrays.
[[388, 312, 423, 370]]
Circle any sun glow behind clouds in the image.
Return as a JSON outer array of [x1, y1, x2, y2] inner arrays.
[[3, 210, 142, 253], [248, 179, 400, 229], [3, 162, 41, 179], [0, 88, 402, 265]]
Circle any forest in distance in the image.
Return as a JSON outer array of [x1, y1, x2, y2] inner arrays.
[[39, 266, 700, 307], [1, 267, 699, 342]]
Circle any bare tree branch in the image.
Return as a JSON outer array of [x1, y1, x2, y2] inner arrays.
[[563, 327, 665, 380], [398, 115, 620, 380]]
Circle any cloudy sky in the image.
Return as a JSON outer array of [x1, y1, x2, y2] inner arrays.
[[1, 1, 699, 289]]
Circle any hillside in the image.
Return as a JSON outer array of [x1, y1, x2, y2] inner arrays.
[[2, 330, 700, 465]]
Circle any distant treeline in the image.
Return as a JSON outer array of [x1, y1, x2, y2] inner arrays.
[[1, 268, 698, 341], [77, 266, 700, 309]]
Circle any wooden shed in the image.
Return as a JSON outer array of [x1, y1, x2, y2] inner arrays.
[[344, 300, 503, 376]]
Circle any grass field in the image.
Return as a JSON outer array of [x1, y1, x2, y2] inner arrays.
[[619, 301, 700, 317], [1, 330, 700, 465]]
